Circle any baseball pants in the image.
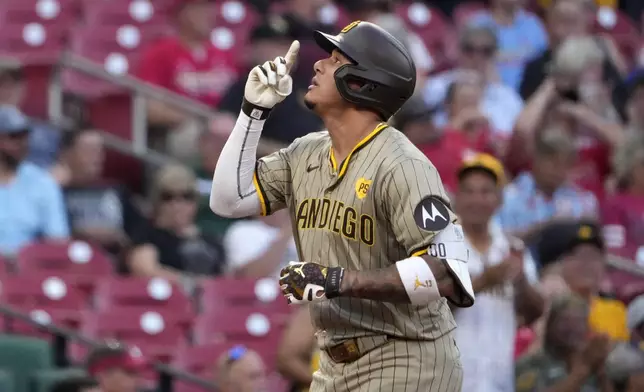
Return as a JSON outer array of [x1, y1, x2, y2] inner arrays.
[[310, 332, 463, 392]]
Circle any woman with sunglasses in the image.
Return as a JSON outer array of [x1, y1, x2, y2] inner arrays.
[[127, 164, 226, 283]]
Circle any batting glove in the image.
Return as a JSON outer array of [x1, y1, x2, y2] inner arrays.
[[279, 261, 344, 304], [244, 40, 300, 109]]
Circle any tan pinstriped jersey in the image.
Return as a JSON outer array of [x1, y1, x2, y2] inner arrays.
[[253, 123, 458, 348]]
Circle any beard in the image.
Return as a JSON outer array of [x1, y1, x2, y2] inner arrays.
[[0, 150, 22, 171], [303, 96, 316, 111]]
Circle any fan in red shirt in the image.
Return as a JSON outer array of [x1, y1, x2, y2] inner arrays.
[[136, 0, 239, 128], [394, 77, 499, 194], [506, 37, 624, 200], [602, 142, 644, 264]]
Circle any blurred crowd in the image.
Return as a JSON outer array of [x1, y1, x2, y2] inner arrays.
[[5, 0, 644, 391]]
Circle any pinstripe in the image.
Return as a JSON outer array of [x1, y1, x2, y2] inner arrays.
[[261, 128, 461, 391]]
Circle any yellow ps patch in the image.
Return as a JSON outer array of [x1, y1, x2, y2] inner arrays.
[[341, 20, 361, 33], [355, 177, 372, 200]]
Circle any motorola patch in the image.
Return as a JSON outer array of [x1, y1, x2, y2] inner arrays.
[[413, 196, 450, 231]]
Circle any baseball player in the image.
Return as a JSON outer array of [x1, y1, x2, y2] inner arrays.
[[211, 21, 474, 391]]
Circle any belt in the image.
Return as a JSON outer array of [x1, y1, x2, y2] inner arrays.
[[324, 335, 388, 363]]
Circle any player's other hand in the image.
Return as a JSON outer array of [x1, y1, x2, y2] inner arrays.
[[244, 40, 300, 109], [280, 261, 339, 304]]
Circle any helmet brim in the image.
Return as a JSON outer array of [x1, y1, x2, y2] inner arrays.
[[313, 31, 341, 55]]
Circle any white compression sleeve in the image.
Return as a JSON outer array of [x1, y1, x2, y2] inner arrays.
[[210, 101, 269, 218]]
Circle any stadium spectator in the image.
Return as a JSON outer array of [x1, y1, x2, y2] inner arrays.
[[0, 106, 69, 256], [223, 209, 297, 278], [214, 345, 267, 392], [423, 24, 523, 136], [51, 376, 100, 392], [520, 0, 626, 101], [85, 342, 145, 392], [218, 17, 322, 144], [510, 36, 624, 198], [515, 294, 614, 391], [127, 164, 226, 282], [603, 141, 644, 264], [0, 64, 60, 168], [624, 71, 644, 138], [51, 128, 143, 255], [193, 114, 241, 237], [392, 93, 438, 148], [470, 0, 548, 90], [605, 294, 644, 391], [277, 305, 317, 392], [497, 130, 598, 241], [536, 220, 629, 341], [418, 78, 499, 193], [279, 0, 333, 41], [136, 0, 238, 158], [452, 153, 544, 392], [343, 0, 434, 78]]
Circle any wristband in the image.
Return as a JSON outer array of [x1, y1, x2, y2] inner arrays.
[[324, 267, 344, 299], [241, 98, 272, 120], [396, 256, 441, 305]]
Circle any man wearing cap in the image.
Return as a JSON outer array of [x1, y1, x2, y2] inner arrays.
[[452, 153, 544, 392], [515, 294, 614, 392], [214, 345, 268, 392], [85, 343, 145, 392], [136, 0, 238, 159], [605, 294, 644, 391], [0, 105, 69, 256], [218, 16, 322, 144], [535, 220, 630, 341]]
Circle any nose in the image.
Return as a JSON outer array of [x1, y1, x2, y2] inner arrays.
[[314, 59, 323, 75]]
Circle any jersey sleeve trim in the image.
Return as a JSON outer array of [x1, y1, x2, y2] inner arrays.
[[252, 161, 270, 216], [411, 248, 428, 257]]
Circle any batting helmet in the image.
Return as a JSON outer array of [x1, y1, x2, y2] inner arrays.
[[313, 21, 416, 120]]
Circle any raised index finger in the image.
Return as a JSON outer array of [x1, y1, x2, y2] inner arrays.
[[284, 40, 300, 74]]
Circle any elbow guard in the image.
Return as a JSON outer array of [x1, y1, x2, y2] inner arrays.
[[396, 223, 475, 306]]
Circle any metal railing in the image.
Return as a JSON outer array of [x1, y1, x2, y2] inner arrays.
[[9, 52, 287, 167]]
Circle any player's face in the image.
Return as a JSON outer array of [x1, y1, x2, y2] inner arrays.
[[304, 49, 352, 113], [455, 171, 500, 226]]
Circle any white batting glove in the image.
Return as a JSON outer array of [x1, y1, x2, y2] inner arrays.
[[244, 40, 300, 109]]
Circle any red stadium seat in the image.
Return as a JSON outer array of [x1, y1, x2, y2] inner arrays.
[[0, 23, 67, 64], [65, 24, 169, 95], [199, 278, 291, 323], [81, 0, 169, 26], [0, 0, 78, 27], [72, 307, 190, 364], [94, 277, 195, 319], [215, 0, 258, 29], [394, 3, 456, 72], [0, 273, 87, 336], [16, 241, 113, 294], [193, 307, 283, 347], [316, 3, 351, 29]]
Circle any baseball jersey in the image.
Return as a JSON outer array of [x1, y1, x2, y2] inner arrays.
[[253, 123, 459, 348]]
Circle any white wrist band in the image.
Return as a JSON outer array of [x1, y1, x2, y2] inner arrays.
[[396, 256, 441, 305]]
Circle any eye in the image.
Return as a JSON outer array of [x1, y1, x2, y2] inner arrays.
[[333, 56, 341, 64]]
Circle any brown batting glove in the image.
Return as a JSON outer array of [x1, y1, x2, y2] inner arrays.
[[279, 261, 344, 304]]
